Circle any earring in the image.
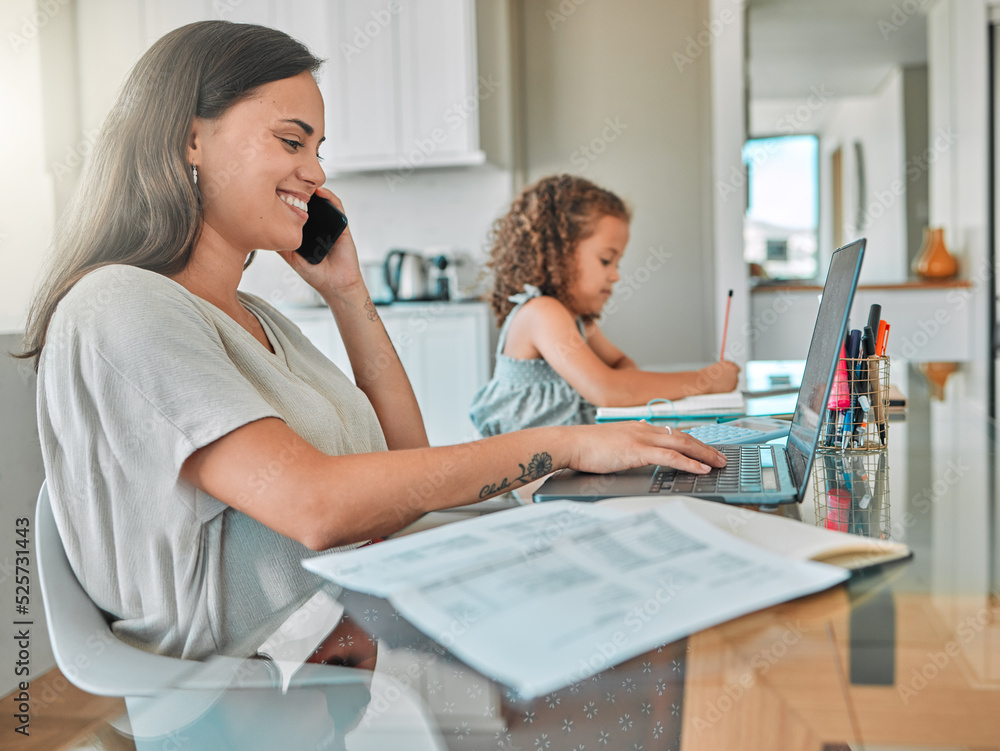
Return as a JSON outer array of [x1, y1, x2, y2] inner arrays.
[[191, 164, 198, 185]]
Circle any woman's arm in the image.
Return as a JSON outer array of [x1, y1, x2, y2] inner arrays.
[[321, 281, 428, 450], [279, 189, 427, 450], [515, 297, 739, 406], [179, 416, 727, 551]]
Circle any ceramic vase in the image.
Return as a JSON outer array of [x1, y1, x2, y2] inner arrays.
[[912, 227, 957, 279]]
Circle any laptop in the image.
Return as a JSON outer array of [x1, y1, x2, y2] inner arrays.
[[534, 238, 866, 506]]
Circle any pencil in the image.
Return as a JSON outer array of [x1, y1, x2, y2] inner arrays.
[[720, 289, 733, 360]]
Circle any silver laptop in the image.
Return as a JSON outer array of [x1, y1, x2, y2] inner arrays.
[[534, 239, 866, 506]]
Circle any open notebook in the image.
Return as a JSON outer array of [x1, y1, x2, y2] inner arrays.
[[595, 390, 746, 421], [597, 496, 911, 570]]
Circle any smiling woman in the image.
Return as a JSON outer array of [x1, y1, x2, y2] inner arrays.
[[14, 21, 727, 679]]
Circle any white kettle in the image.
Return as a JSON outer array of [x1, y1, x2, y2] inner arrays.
[[383, 249, 431, 302]]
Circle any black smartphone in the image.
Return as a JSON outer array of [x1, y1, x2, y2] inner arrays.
[[295, 195, 348, 265]]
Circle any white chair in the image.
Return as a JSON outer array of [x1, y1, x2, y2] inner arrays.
[[36, 481, 445, 750]]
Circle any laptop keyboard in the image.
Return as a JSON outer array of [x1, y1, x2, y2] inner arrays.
[[650, 445, 776, 494]]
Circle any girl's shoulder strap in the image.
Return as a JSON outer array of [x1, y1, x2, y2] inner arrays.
[[496, 284, 543, 356]]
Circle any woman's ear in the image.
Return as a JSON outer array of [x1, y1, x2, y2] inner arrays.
[[186, 118, 203, 165]]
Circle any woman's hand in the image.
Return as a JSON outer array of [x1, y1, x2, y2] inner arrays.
[[277, 187, 366, 298], [694, 360, 741, 395], [565, 421, 727, 476]]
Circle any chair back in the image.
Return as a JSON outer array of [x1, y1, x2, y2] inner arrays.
[[35, 481, 193, 697]]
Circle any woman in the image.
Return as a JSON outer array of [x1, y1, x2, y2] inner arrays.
[[19, 21, 726, 665]]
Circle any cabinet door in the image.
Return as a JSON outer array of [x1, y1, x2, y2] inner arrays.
[[380, 305, 490, 446], [322, 0, 402, 169], [396, 0, 483, 166]]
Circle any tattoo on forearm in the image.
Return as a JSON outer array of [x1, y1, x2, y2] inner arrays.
[[479, 452, 554, 499], [364, 296, 379, 322]]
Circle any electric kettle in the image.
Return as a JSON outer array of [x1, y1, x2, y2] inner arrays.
[[384, 249, 430, 301]]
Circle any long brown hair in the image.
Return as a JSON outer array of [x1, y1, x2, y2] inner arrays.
[[485, 174, 631, 326], [16, 21, 322, 368]]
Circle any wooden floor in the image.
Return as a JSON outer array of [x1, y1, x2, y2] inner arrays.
[[3, 668, 134, 750]]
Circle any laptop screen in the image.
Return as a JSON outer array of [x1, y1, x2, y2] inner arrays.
[[786, 239, 866, 496]]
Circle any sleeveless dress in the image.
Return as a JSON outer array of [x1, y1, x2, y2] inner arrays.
[[469, 285, 597, 437]]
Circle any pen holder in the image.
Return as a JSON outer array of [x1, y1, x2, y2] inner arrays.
[[818, 355, 890, 451], [812, 449, 891, 539]]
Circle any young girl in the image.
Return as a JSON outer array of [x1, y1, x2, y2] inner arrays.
[[471, 174, 740, 437]]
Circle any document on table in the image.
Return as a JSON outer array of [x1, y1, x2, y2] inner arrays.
[[303, 501, 848, 698]]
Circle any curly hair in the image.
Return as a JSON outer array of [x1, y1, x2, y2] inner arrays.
[[485, 174, 631, 326]]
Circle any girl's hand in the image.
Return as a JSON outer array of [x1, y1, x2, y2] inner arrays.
[[277, 187, 365, 298], [566, 421, 727, 476], [694, 360, 741, 394]]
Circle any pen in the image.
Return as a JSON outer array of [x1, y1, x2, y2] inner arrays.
[[863, 324, 886, 445], [880, 322, 890, 356], [843, 329, 861, 448], [866, 304, 881, 342], [720, 289, 733, 360], [827, 341, 851, 446]]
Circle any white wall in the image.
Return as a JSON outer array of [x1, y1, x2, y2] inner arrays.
[[0, 0, 60, 334], [516, 0, 727, 366]]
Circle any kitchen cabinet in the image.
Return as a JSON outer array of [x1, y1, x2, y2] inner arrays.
[[136, 0, 485, 173], [284, 302, 492, 446], [325, 0, 486, 172]]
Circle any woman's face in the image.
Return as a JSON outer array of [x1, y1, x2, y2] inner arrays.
[[188, 71, 326, 255]]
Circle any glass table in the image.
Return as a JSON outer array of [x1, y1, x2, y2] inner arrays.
[[104, 361, 1000, 750]]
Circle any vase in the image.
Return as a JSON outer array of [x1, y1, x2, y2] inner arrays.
[[912, 227, 957, 279]]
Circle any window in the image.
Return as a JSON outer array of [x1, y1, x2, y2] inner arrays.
[[743, 134, 819, 280]]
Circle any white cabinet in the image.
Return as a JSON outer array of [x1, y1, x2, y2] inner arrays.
[[750, 284, 976, 362], [132, 0, 485, 173], [323, 0, 486, 172], [284, 303, 491, 446]]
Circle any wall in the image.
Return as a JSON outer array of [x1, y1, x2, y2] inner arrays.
[[1, 0, 77, 696], [0, 336, 51, 697], [751, 67, 908, 284], [515, 0, 721, 366]]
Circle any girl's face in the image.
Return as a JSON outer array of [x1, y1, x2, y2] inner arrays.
[[567, 214, 629, 316], [187, 71, 327, 256]]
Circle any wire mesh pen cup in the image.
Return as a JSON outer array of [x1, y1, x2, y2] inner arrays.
[[817, 355, 890, 451], [812, 449, 891, 539]]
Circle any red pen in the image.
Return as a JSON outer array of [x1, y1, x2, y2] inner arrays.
[[720, 289, 733, 360]]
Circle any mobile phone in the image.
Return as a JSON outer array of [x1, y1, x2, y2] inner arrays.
[[295, 195, 348, 265]]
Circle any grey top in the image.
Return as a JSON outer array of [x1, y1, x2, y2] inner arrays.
[[36, 265, 388, 660], [469, 285, 596, 437]]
